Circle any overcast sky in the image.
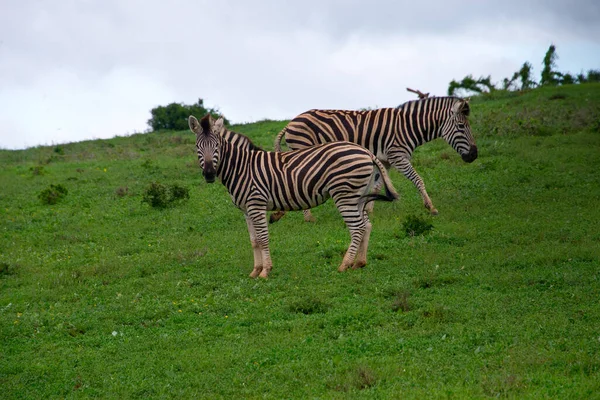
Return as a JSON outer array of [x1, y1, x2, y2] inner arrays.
[[1, 0, 599, 150]]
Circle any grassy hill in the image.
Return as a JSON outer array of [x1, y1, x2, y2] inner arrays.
[[1, 83, 599, 398]]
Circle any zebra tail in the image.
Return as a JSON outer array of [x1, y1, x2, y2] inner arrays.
[[273, 127, 287, 152], [364, 157, 400, 202]]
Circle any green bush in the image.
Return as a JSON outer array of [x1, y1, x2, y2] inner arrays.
[[142, 182, 190, 209], [38, 184, 68, 205], [29, 165, 46, 176], [147, 98, 229, 132]]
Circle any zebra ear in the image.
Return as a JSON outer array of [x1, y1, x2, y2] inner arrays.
[[452, 99, 470, 116], [188, 116, 202, 134], [213, 117, 224, 133]]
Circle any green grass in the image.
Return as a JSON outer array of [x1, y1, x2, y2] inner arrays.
[[1, 84, 600, 398]]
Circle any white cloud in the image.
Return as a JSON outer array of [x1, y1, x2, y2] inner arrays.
[[1, 0, 599, 149]]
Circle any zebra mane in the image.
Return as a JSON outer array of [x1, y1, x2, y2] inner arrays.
[[397, 96, 470, 116], [220, 129, 264, 152]]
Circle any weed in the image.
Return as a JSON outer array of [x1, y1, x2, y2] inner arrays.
[[0, 262, 14, 276], [141, 159, 156, 170], [29, 165, 46, 176], [115, 186, 129, 197], [169, 183, 190, 201], [38, 184, 68, 205], [422, 305, 454, 323], [53, 146, 65, 155], [402, 214, 433, 237], [389, 289, 411, 312], [354, 366, 377, 390], [286, 297, 328, 315], [141, 182, 190, 209]]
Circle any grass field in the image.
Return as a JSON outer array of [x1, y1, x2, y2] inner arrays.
[[1, 84, 600, 398]]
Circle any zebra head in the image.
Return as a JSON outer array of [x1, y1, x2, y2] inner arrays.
[[440, 98, 478, 163], [188, 114, 224, 183]]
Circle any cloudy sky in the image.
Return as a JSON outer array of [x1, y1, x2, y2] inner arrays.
[[1, 0, 599, 150]]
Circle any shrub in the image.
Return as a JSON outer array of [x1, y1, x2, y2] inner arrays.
[[147, 98, 229, 132], [169, 184, 190, 201], [142, 182, 190, 209], [38, 184, 68, 205], [115, 187, 129, 198], [142, 182, 170, 209], [402, 214, 433, 237], [30, 165, 46, 176]]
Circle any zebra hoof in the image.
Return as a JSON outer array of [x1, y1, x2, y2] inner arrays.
[[258, 269, 270, 278], [249, 268, 262, 278], [351, 261, 366, 269], [430, 208, 439, 216], [338, 264, 349, 272], [269, 212, 284, 224]]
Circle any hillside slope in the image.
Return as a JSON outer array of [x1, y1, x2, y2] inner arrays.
[[1, 84, 599, 398]]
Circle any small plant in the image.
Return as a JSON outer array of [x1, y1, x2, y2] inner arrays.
[[38, 184, 68, 205], [30, 165, 46, 176], [354, 366, 377, 390], [53, 146, 65, 155], [142, 182, 190, 209], [169, 184, 190, 201], [286, 297, 328, 315], [115, 186, 129, 198], [390, 290, 412, 313], [402, 214, 433, 237], [0, 262, 14, 276]]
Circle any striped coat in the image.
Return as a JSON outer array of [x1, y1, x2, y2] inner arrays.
[[272, 96, 477, 222], [189, 114, 399, 278]]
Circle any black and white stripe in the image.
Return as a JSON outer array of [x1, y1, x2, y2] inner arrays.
[[190, 114, 399, 278], [273, 96, 477, 220]]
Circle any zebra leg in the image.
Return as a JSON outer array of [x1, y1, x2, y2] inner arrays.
[[245, 215, 263, 278], [352, 212, 372, 269], [249, 211, 274, 278], [268, 211, 286, 224], [394, 157, 438, 215], [336, 203, 366, 272], [302, 210, 316, 223]]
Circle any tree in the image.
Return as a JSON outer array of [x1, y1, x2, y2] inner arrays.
[[540, 44, 562, 86], [447, 75, 496, 96], [147, 98, 229, 132]]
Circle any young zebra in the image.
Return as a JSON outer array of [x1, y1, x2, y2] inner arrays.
[[271, 96, 477, 223], [189, 114, 399, 278]]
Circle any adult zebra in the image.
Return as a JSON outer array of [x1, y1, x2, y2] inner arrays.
[[270, 96, 477, 223], [189, 114, 399, 278]]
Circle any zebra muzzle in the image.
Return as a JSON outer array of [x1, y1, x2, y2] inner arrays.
[[203, 173, 216, 183], [461, 145, 478, 163]]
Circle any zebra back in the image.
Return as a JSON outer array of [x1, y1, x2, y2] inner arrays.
[[276, 96, 475, 159]]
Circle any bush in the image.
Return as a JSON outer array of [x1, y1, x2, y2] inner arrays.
[[402, 214, 433, 237], [38, 184, 68, 205], [147, 98, 229, 132], [142, 182, 190, 209], [30, 165, 46, 176]]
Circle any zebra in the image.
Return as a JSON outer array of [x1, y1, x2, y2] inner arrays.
[[189, 114, 399, 278], [270, 96, 477, 223]]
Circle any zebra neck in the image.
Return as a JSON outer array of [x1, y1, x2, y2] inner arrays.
[[216, 136, 257, 190], [396, 98, 451, 149]]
